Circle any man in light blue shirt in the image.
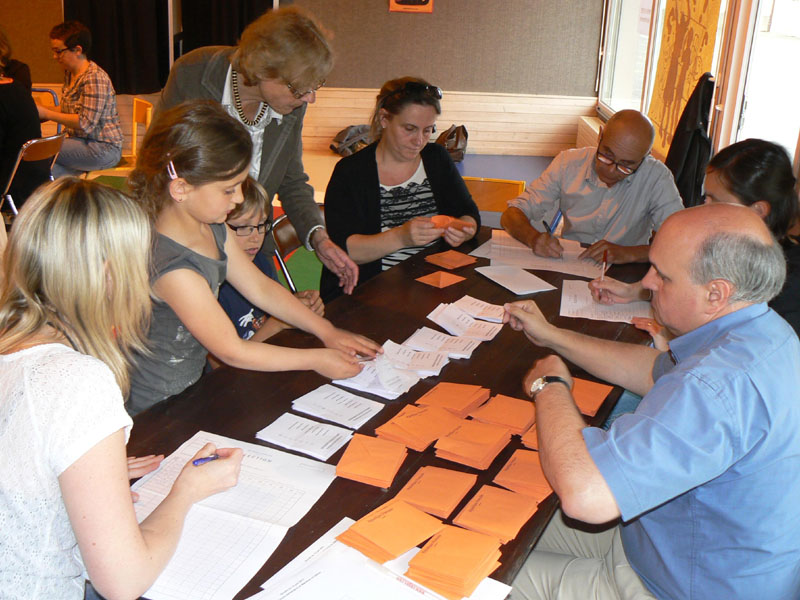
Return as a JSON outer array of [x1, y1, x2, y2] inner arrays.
[[503, 203, 800, 600]]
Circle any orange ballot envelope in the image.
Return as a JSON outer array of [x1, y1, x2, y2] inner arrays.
[[336, 499, 444, 564], [416, 382, 491, 417], [434, 418, 511, 470], [425, 249, 477, 270], [430, 214, 473, 231], [572, 377, 614, 416], [416, 271, 466, 288], [406, 524, 502, 600], [395, 466, 478, 518], [335, 433, 408, 488], [453, 484, 538, 544], [469, 393, 536, 435], [520, 423, 539, 450], [493, 448, 553, 503], [375, 404, 463, 451]]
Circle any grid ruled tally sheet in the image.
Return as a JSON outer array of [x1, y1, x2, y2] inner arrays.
[[131, 430, 336, 600]]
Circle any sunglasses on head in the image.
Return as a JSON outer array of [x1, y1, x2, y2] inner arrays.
[[383, 81, 443, 103]]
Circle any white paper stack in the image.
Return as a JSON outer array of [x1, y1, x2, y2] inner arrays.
[[256, 413, 353, 460], [403, 326, 481, 359], [334, 355, 420, 400], [427, 303, 503, 341], [291, 384, 385, 430], [380, 340, 449, 377], [452, 295, 505, 322]]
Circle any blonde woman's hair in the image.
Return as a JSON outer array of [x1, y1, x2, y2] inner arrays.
[[227, 176, 270, 222], [231, 6, 333, 90], [0, 178, 152, 395]]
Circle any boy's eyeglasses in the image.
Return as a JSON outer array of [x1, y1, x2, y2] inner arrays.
[[227, 220, 273, 237], [285, 80, 326, 99]]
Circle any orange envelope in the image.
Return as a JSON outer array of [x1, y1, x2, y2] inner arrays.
[[469, 393, 535, 435], [405, 524, 501, 600], [493, 448, 553, 502], [416, 271, 466, 288], [375, 404, 463, 451], [520, 423, 539, 450], [395, 466, 477, 518], [572, 377, 614, 416], [425, 249, 477, 270], [337, 499, 444, 564], [416, 382, 490, 417], [434, 418, 511, 470], [430, 215, 473, 231], [335, 433, 408, 488], [453, 484, 538, 543]]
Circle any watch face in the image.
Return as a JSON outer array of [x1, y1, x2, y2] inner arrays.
[[529, 377, 545, 396]]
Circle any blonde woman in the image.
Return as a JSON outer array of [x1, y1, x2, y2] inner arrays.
[[0, 178, 242, 599]]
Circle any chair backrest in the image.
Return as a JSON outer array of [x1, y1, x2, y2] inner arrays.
[[2, 133, 66, 197], [30, 87, 62, 134], [130, 98, 153, 158], [270, 205, 325, 293], [462, 176, 526, 213]]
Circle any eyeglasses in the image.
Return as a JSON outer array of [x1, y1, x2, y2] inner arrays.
[[52, 46, 73, 56], [384, 82, 443, 103], [227, 219, 273, 237], [595, 150, 645, 176], [285, 79, 326, 99]]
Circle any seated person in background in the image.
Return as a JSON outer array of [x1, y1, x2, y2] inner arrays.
[[322, 77, 480, 300], [126, 100, 379, 415], [592, 138, 800, 337], [504, 203, 800, 599], [0, 63, 48, 209], [219, 176, 323, 342], [501, 109, 682, 264], [0, 177, 242, 599], [35, 21, 123, 177], [0, 29, 31, 90]]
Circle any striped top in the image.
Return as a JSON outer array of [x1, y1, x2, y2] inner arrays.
[[380, 160, 438, 270]]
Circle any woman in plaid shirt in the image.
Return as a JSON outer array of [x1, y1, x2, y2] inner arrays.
[[36, 21, 122, 177]]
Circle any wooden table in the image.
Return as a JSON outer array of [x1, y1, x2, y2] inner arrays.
[[129, 228, 649, 599]]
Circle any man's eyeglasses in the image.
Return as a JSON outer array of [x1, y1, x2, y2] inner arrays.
[[285, 80, 325, 99], [595, 150, 644, 176], [227, 220, 273, 237]]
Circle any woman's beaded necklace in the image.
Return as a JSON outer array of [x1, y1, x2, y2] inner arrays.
[[231, 69, 267, 127]]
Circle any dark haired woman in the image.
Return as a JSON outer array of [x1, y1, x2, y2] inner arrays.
[[321, 77, 480, 300], [35, 21, 122, 177]]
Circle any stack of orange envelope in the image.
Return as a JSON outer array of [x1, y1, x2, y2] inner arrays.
[[493, 448, 553, 503], [453, 484, 538, 543], [336, 499, 444, 564], [416, 382, 490, 417], [336, 433, 408, 488], [395, 466, 478, 518], [572, 377, 614, 416], [375, 404, 463, 451], [405, 525, 502, 600], [434, 418, 511, 469], [520, 423, 539, 450], [469, 393, 536, 435]]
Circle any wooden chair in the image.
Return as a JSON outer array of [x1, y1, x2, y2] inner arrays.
[[270, 205, 325, 293], [1, 133, 66, 215], [88, 97, 153, 178]]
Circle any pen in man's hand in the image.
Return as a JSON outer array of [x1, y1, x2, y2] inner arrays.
[[192, 453, 220, 466], [601, 250, 608, 281], [541, 220, 552, 235]]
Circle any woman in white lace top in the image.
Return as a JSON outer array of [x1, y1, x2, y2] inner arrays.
[[0, 178, 243, 599]]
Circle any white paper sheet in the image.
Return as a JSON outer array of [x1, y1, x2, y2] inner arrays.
[[403, 326, 481, 359], [452, 295, 505, 322], [559, 279, 654, 323], [475, 265, 557, 295], [131, 431, 336, 600], [256, 413, 353, 461], [333, 355, 421, 400], [291, 384, 385, 430], [427, 303, 504, 341], [381, 339, 450, 376]]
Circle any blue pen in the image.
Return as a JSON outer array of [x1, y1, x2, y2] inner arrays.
[[549, 210, 562, 233], [192, 453, 220, 466]]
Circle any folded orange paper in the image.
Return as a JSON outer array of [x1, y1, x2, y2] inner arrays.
[[572, 377, 614, 416], [493, 448, 553, 502], [416, 271, 466, 288], [520, 423, 539, 450], [375, 404, 463, 451], [416, 382, 490, 417], [335, 433, 408, 488], [453, 484, 538, 543], [434, 418, 511, 470], [430, 215, 473, 231], [469, 393, 535, 435], [425, 249, 477, 270], [395, 466, 478, 518]]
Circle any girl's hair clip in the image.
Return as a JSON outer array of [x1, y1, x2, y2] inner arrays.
[[166, 160, 179, 180]]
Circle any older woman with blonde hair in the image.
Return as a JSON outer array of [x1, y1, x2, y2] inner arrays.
[[159, 6, 361, 297], [0, 178, 242, 599]]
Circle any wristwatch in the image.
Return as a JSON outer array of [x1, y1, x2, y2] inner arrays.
[[528, 375, 571, 398]]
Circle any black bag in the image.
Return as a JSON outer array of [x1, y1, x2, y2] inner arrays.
[[330, 125, 373, 157], [435, 124, 468, 162]]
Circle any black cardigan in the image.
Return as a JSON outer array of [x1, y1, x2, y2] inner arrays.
[[320, 142, 481, 301]]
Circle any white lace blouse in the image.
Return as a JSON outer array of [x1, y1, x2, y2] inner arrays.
[[0, 344, 132, 599]]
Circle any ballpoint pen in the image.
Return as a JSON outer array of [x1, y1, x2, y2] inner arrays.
[[192, 453, 220, 466], [601, 250, 608, 281]]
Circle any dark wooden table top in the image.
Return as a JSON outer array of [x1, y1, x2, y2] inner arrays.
[[129, 228, 649, 599]]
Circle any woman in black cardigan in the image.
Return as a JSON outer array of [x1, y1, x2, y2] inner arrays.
[[321, 77, 480, 301]]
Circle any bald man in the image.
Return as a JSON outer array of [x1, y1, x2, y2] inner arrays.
[[501, 110, 682, 264], [503, 204, 800, 599]]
